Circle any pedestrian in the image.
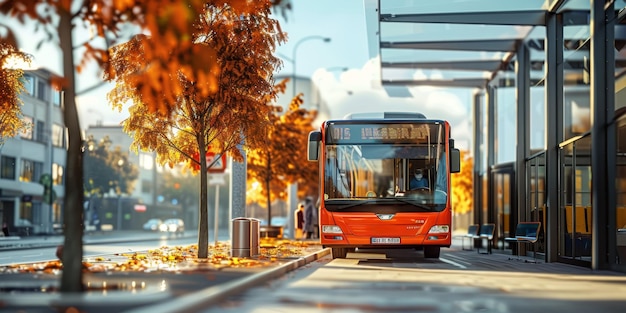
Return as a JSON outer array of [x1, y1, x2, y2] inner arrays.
[[294, 203, 304, 239], [93, 212, 101, 232], [303, 197, 316, 239], [2, 222, 9, 237]]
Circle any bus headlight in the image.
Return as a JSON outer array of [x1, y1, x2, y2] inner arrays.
[[322, 225, 343, 234], [428, 225, 449, 234]]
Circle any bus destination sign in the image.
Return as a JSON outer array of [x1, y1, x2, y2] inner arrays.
[[328, 123, 433, 144]]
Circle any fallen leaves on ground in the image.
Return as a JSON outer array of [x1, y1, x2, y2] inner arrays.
[[0, 238, 318, 275]]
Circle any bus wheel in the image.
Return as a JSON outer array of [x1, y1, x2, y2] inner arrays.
[[423, 246, 440, 259], [331, 247, 351, 259]]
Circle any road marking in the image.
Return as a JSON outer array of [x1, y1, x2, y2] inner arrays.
[[439, 257, 467, 269], [444, 253, 472, 266], [20, 253, 43, 258]]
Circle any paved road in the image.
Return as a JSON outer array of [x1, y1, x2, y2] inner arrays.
[[193, 246, 626, 313], [2, 234, 626, 313]]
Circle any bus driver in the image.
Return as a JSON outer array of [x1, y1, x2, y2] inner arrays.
[[409, 168, 429, 190]]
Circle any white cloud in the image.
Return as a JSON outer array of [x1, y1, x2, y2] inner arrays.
[[312, 58, 473, 151]]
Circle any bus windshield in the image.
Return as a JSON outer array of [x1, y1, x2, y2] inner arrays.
[[323, 123, 448, 207]]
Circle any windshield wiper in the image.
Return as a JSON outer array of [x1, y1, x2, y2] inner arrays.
[[391, 198, 437, 211], [335, 199, 379, 210], [332, 198, 436, 211]]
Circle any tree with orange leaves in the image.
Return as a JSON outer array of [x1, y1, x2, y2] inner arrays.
[[105, 1, 286, 259], [0, 0, 290, 292], [0, 41, 31, 147], [246, 79, 318, 224], [451, 150, 473, 215]]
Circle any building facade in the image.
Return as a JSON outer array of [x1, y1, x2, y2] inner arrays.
[[0, 68, 65, 236]]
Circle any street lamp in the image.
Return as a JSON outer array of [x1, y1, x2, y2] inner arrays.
[[117, 159, 124, 230], [291, 35, 331, 99]]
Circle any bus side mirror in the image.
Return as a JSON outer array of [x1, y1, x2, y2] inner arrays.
[[308, 131, 321, 161], [450, 148, 461, 173]]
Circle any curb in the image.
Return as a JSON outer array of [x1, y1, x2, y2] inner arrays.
[[124, 247, 331, 313]]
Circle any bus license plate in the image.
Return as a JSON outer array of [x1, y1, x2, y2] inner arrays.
[[371, 237, 400, 244]]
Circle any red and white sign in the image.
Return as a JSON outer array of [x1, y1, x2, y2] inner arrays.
[[206, 152, 227, 173], [191, 151, 228, 173]]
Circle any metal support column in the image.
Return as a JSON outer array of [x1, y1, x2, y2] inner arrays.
[[486, 85, 496, 225], [590, 0, 615, 270], [515, 43, 530, 224], [545, 12, 564, 263], [473, 91, 483, 225]]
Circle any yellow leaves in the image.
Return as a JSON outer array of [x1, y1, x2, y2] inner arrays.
[[246, 81, 318, 204], [0, 239, 314, 274], [113, 0, 136, 12], [451, 151, 473, 214], [0, 41, 31, 142]]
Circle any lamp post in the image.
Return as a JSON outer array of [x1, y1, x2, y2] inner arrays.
[[291, 36, 331, 99], [116, 159, 124, 231]]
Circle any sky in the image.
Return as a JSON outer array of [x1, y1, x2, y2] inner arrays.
[[273, 1, 473, 150], [8, 0, 473, 150]]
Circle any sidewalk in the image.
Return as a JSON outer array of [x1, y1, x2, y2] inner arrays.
[[0, 236, 328, 313]]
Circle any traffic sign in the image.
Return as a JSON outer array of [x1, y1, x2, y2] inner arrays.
[[206, 153, 227, 173]]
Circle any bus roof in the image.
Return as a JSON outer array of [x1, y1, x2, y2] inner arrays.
[[343, 112, 427, 119]]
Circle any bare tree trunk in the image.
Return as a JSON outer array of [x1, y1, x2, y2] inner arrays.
[[198, 136, 209, 258], [58, 8, 84, 292]]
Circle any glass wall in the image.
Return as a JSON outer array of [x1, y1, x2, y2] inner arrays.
[[562, 22, 591, 140], [615, 115, 626, 267], [528, 153, 546, 254], [530, 86, 546, 152], [495, 87, 516, 163], [614, 7, 626, 270], [492, 167, 514, 250], [559, 135, 592, 264]]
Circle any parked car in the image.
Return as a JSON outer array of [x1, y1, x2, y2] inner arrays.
[[159, 218, 185, 234], [142, 218, 163, 231]]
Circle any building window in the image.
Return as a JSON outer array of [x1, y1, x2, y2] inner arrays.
[[139, 153, 154, 170], [20, 116, 33, 140], [23, 74, 34, 95], [1, 156, 16, 180], [141, 179, 152, 193], [20, 159, 43, 183], [19, 201, 34, 228], [52, 163, 64, 185], [37, 79, 49, 102], [52, 124, 64, 147], [36, 120, 45, 142], [52, 89, 62, 107]]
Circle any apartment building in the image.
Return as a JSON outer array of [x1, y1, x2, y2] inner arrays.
[[0, 68, 65, 236]]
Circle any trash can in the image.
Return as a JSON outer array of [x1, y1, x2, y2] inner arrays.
[[231, 218, 252, 257], [231, 217, 261, 258], [249, 218, 260, 257]]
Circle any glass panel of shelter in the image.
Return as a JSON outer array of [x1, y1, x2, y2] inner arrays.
[[614, 8, 626, 269], [559, 135, 592, 261]]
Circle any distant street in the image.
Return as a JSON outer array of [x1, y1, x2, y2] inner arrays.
[[0, 230, 230, 266]]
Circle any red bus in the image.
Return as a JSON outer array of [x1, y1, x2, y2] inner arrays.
[[307, 112, 461, 259]]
